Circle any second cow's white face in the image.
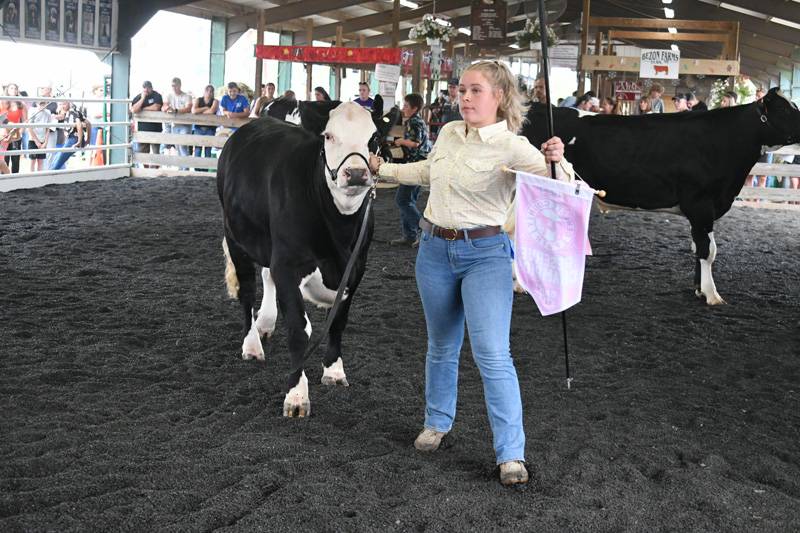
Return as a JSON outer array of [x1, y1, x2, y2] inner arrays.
[[322, 102, 376, 215]]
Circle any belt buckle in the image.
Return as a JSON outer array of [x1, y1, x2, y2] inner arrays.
[[443, 228, 458, 241]]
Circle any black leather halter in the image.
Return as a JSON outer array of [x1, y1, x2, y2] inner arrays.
[[319, 136, 376, 183]]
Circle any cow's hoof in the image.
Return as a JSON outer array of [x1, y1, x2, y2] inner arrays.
[[694, 289, 703, 299], [283, 400, 311, 417], [513, 281, 527, 294], [241, 327, 265, 361], [283, 372, 310, 417], [321, 358, 349, 387], [705, 293, 726, 306]]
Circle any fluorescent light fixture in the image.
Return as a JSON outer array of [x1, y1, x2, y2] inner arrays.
[[399, 0, 419, 8], [671, 44, 679, 52], [770, 17, 800, 30], [509, 43, 520, 49], [664, 7, 675, 18], [458, 27, 471, 36], [433, 17, 451, 27], [662, 0, 672, 3], [718, 2, 767, 19], [668, 27, 677, 33]]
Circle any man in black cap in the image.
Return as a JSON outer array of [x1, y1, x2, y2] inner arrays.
[[440, 78, 462, 124], [130, 81, 164, 162], [672, 93, 689, 112]]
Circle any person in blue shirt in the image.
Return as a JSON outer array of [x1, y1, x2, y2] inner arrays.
[[353, 82, 374, 111], [219, 82, 250, 118]]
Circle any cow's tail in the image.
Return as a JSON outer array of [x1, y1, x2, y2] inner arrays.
[[222, 237, 240, 299]]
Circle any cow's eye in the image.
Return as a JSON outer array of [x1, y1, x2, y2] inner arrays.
[[324, 132, 334, 142]]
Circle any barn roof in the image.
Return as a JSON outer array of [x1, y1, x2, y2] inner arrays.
[[166, 0, 800, 88]]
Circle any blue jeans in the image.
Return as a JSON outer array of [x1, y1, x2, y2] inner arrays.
[[193, 126, 215, 158], [414, 228, 523, 464], [395, 184, 421, 240], [50, 135, 79, 170]]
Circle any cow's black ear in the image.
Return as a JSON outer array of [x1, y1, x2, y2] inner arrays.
[[372, 94, 384, 118], [298, 100, 341, 135]]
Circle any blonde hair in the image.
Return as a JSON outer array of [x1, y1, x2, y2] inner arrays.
[[462, 60, 528, 133]]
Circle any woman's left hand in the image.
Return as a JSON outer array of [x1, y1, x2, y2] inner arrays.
[[540, 136, 565, 164]]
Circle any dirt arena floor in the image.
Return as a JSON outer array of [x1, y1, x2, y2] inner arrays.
[[1, 176, 798, 532]]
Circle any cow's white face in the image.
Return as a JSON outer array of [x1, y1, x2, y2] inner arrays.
[[322, 102, 377, 214]]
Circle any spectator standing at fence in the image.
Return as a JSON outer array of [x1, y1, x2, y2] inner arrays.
[[440, 79, 462, 124], [648, 83, 664, 113], [39, 85, 62, 169], [51, 102, 88, 170], [251, 82, 276, 118], [27, 100, 52, 172], [389, 93, 431, 247], [687, 92, 708, 112], [130, 81, 163, 163], [163, 77, 193, 161], [672, 93, 689, 112], [353, 82, 374, 111], [2, 83, 26, 173], [637, 96, 652, 115], [220, 82, 250, 119], [192, 85, 219, 161], [720, 91, 737, 108], [314, 86, 331, 102]]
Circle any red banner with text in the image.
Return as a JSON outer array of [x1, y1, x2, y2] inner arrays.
[[255, 45, 401, 65]]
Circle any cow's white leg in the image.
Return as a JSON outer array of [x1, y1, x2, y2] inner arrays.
[[304, 312, 311, 338], [511, 259, 527, 294], [300, 268, 344, 309], [255, 267, 278, 337], [699, 232, 725, 305], [283, 371, 310, 417], [241, 314, 265, 360], [321, 357, 349, 387]]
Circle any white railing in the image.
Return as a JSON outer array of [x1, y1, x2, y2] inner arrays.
[[0, 94, 132, 190]]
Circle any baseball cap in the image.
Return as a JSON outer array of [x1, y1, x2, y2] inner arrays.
[[672, 93, 687, 101], [448, 78, 459, 86]]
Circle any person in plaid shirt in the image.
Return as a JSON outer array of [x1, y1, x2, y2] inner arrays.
[[390, 93, 431, 246]]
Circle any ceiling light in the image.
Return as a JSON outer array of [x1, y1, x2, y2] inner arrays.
[[509, 43, 520, 49], [433, 17, 451, 27], [662, 0, 672, 3], [671, 44, 679, 52], [668, 27, 677, 33], [458, 27, 471, 35], [399, 0, 419, 8], [664, 7, 675, 18], [770, 17, 800, 30], [718, 2, 767, 19]]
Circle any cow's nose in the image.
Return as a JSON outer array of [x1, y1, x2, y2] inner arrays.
[[345, 167, 368, 186]]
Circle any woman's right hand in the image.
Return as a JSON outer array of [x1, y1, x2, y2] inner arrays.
[[369, 154, 382, 174]]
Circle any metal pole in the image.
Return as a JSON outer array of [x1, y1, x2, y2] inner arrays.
[[537, 0, 573, 389]]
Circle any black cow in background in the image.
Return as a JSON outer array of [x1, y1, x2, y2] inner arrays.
[[522, 88, 800, 305], [218, 101, 397, 417]]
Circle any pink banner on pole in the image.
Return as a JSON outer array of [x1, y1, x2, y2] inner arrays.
[[514, 171, 594, 316]]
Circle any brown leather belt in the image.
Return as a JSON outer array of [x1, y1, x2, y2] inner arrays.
[[419, 218, 502, 241]]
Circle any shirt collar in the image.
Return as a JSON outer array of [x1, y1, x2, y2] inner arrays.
[[455, 119, 508, 143]]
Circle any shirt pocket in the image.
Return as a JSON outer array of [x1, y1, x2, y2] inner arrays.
[[458, 158, 501, 192]]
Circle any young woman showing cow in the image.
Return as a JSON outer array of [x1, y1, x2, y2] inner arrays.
[[369, 61, 573, 486]]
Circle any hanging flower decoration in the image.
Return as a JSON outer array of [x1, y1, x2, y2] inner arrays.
[[515, 18, 558, 49], [408, 14, 458, 43], [708, 78, 729, 109]]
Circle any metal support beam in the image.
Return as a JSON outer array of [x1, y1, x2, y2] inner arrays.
[[107, 50, 130, 165], [254, 10, 265, 98], [277, 31, 293, 94], [210, 17, 226, 87]]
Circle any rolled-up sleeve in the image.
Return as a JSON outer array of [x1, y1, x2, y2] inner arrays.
[[511, 136, 574, 182]]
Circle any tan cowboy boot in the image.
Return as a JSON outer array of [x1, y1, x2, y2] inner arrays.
[[499, 461, 529, 486]]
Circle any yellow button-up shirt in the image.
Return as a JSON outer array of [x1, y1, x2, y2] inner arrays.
[[379, 119, 574, 229]]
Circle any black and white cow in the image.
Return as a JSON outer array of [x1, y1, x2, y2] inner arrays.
[[218, 101, 387, 417], [522, 88, 800, 304]]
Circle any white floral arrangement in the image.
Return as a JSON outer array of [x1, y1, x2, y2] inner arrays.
[[708, 78, 728, 109], [516, 18, 558, 48], [408, 14, 457, 43]]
